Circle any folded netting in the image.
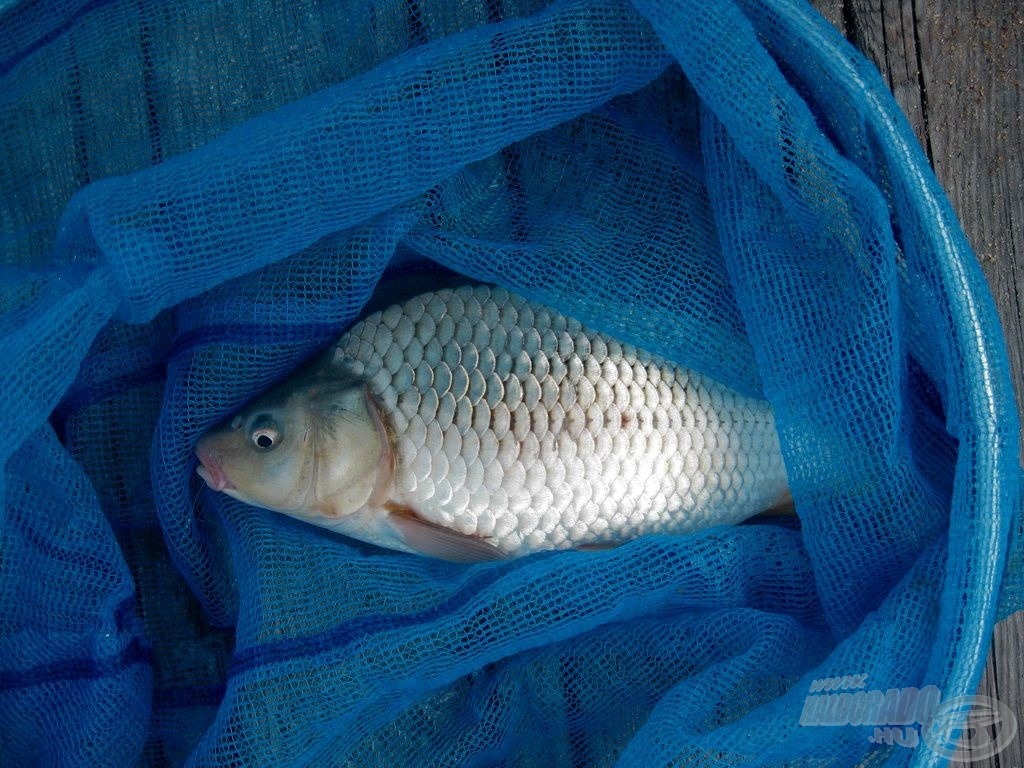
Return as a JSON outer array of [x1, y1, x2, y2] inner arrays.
[[1, 0, 1020, 765]]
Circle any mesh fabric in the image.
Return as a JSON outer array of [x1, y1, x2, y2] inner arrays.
[[1, 0, 1020, 765]]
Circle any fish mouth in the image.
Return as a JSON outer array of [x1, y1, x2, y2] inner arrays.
[[195, 449, 237, 492]]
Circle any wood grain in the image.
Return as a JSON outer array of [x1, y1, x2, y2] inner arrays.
[[811, 1, 1023, 764]]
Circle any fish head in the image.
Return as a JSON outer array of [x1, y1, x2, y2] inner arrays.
[[195, 380, 318, 513], [195, 370, 388, 522]]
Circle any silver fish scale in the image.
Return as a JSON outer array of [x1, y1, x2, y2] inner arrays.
[[333, 285, 787, 556]]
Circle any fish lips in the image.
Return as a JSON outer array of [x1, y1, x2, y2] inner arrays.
[[195, 448, 237, 493]]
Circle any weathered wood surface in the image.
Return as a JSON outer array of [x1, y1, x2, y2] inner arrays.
[[811, 1, 1023, 764]]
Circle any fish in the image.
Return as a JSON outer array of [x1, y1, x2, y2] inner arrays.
[[195, 284, 789, 562]]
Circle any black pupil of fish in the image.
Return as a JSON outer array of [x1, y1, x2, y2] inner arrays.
[[256, 433, 274, 448]]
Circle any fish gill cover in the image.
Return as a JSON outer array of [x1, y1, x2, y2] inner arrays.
[[0, 0, 1019, 765]]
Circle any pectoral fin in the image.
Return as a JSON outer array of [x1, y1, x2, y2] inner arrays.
[[386, 504, 506, 563]]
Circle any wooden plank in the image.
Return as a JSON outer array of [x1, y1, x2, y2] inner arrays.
[[0, 35, 83, 267], [811, 1, 1024, 765], [843, 0, 930, 148], [923, 1, 1024, 759], [69, 3, 154, 180]]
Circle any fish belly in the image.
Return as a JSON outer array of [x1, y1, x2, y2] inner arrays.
[[333, 285, 787, 556]]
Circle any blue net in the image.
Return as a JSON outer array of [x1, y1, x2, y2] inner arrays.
[[1, 0, 1020, 765]]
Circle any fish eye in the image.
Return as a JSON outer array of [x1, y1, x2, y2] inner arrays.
[[253, 430, 277, 449], [249, 415, 280, 451]]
